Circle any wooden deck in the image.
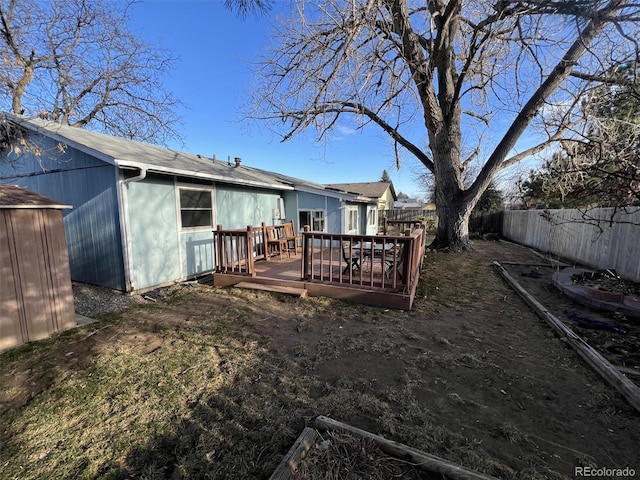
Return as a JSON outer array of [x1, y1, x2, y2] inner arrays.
[[213, 223, 426, 310]]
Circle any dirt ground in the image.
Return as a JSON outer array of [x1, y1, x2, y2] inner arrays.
[[1, 239, 639, 479]]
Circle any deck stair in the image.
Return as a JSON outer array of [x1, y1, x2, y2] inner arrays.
[[233, 281, 308, 298]]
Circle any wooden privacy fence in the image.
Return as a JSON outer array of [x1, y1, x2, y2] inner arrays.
[[470, 211, 504, 235], [501, 208, 640, 283]]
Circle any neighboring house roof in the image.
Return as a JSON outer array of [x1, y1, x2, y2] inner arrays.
[[0, 184, 71, 209], [394, 198, 425, 209], [324, 181, 397, 201], [3, 112, 375, 202]]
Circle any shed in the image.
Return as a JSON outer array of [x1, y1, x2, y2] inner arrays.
[[0, 185, 75, 351]]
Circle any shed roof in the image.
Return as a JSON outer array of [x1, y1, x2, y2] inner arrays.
[[0, 184, 71, 209]]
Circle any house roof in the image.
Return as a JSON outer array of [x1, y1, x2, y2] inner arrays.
[[5, 114, 290, 190], [323, 182, 396, 201], [0, 184, 71, 209], [394, 198, 425, 209], [3, 113, 375, 203]]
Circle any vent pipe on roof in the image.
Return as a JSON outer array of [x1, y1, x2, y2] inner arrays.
[[234, 157, 242, 168]]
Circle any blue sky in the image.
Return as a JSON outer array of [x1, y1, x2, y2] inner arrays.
[[129, 0, 426, 197]]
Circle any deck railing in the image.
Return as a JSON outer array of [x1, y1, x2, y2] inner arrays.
[[213, 224, 269, 276], [302, 223, 426, 293], [382, 218, 426, 235]]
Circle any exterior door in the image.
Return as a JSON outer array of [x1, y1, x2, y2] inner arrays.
[[344, 205, 358, 235], [366, 205, 378, 235]]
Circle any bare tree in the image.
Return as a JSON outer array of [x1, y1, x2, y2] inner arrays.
[[0, 0, 183, 145], [250, 0, 640, 250]]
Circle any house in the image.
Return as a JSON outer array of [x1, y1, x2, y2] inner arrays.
[[0, 113, 377, 293], [324, 181, 397, 234], [0, 185, 75, 350]]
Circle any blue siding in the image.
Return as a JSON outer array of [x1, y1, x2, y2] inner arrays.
[[296, 191, 326, 210], [289, 192, 346, 234], [181, 230, 214, 277], [326, 197, 342, 234], [282, 191, 299, 230], [1, 139, 125, 290], [127, 176, 181, 290], [216, 185, 282, 228]]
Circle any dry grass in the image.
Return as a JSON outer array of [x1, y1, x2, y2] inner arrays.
[[1, 242, 638, 479], [0, 285, 509, 480], [293, 431, 431, 479]]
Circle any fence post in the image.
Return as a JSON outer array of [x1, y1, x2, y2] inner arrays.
[[261, 222, 269, 262], [215, 224, 224, 272], [246, 225, 255, 276], [302, 225, 310, 279]]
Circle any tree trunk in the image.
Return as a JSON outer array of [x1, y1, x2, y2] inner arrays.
[[431, 198, 473, 251], [428, 108, 474, 251]]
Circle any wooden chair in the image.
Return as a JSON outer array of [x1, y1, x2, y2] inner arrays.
[[283, 221, 302, 255], [266, 226, 288, 260]]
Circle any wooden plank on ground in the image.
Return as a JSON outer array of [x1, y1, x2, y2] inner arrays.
[[314, 415, 499, 480], [233, 281, 308, 298], [269, 427, 318, 480]]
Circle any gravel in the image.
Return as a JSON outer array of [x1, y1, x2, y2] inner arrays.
[[72, 282, 148, 318], [72, 281, 206, 318]]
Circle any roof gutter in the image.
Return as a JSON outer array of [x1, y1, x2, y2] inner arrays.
[[122, 165, 147, 186], [116, 160, 293, 191]]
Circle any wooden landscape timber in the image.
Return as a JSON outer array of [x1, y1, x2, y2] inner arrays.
[[269, 427, 319, 480], [493, 261, 640, 414], [269, 415, 501, 480], [312, 416, 500, 480]]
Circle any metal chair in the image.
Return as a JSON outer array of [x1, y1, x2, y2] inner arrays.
[[341, 241, 361, 274]]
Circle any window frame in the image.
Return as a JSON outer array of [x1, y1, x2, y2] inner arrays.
[[178, 186, 213, 231], [368, 208, 377, 226], [298, 209, 326, 232]]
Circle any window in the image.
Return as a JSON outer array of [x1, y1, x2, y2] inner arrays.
[[368, 208, 377, 226], [348, 209, 358, 231], [179, 188, 212, 229], [299, 210, 325, 232]]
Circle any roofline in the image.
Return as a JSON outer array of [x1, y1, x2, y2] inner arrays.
[[3, 113, 118, 166], [5, 113, 372, 197], [324, 181, 398, 201], [4, 113, 294, 191], [294, 184, 374, 202], [0, 203, 72, 210], [117, 161, 295, 191]]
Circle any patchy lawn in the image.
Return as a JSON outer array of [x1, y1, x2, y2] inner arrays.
[[1, 240, 638, 479]]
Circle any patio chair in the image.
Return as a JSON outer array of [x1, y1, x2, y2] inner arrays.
[[266, 226, 288, 260], [341, 241, 361, 274], [283, 221, 302, 255]]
